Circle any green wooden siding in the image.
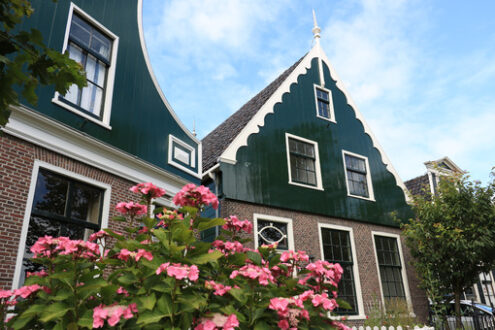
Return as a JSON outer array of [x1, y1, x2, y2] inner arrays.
[[19, 0, 199, 182], [221, 58, 412, 227]]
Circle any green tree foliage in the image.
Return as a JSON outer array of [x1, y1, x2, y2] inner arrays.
[[402, 170, 495, 329], [0, 0, 86, 127]]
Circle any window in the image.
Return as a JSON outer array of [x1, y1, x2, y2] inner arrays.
[[52, 4, 118, 128], [285, 133, 323, 190], [342, 151, 374, 200], [254, 214, 293, 251], [374, 235, 406, 300], [314, 85, 335, 122], [320, 227, 358, 315], [19, 168, 104, 285], [168, 134, 200, 178]]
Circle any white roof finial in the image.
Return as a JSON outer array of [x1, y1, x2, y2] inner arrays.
[[192, 119, 197, 137], [312, 9, 321, 41]]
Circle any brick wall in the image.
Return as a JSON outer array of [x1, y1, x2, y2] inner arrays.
[[220, 198, 429, 324], [0, 133, 142, 289]]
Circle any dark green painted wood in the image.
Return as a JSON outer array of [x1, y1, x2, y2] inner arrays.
[[221, 58, 412, 227], [19, 0, 199, 183]]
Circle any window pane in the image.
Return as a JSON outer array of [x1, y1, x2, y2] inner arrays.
[[96, 61, 106, 86], [70, 182, 102, 223], [70, 15, 91, 47], [80, 83, 103, 116], [68, 43, 84, 64], [32, 171, 68, 215], [90, 29, 111, 60], [85, 54, 97, 82], [64, 83, 79, 105]]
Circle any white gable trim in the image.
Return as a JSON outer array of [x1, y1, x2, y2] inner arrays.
[[136, 0, 199, 144], [218, 43, 410, 202]]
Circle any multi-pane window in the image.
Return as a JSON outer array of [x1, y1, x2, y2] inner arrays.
[[21, 169, 103, 284], [288, 138, 317, 186], [344, 153, 371, 198], [315, 87, 331, 119], [321, 228, 358, 315], [63, 14, 112, 118], [374, 235, 406, 300], [256, 220, 289, 250]]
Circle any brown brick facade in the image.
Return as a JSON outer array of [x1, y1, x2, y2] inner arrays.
[[0, 133, 141, 289], [220, 198, 429, 324]]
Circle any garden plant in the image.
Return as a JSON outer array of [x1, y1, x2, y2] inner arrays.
[[0, 182, 350, 329]]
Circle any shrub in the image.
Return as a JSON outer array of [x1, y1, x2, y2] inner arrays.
[[1, 183, 350, 329]]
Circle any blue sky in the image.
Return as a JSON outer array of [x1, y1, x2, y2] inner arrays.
[[142, 0, 495, 183]]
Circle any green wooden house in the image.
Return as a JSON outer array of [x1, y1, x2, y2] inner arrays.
[[0, 0, 200, 290], [202, 18, 427, 322]]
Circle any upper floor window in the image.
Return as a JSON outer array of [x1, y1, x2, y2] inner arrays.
[[52, 4, 119, 129], [342, 150, 374, 201], [63, 15, 111, 118], [285, 133, 323, 190], [167, 134, 200, 178], [314, 85, 335, 122]]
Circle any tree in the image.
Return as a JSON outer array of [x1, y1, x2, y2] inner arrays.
[[402, 170, 495, 329], [0, 0, 86, 127]]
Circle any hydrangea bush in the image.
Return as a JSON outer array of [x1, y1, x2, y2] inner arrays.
[[1, 182, 350, 329]]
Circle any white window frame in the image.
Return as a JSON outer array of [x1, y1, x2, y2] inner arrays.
[[342, 150, 375, 201], [11, 160, 111, 289], [285, 133, 323, 191], [313, 84, 336, 123], [167, 134, 200, 178], [253, 214, 294, 251], [371, 231, 413, 313], [51, 2, 119, 130], [318, 223, 365, 320]]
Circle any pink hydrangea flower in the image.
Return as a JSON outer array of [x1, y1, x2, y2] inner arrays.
[[93, 303, 137, 328], [115, 202, 147, 216], [211, 240, 246, 256], [26, 269, 48, 278], [117, 287, 129, 296], [277, 319, 290, 329], [0, 290, 12, 299], [205, 280, 232, 296], [280, 250, 309, 263], [13, 284, 42, 299], [173, 183, 218, 210], [117, 249, 153, 262], [222, 215, 253, 234], [130, 182, 166, 198], [229, 264, 274, 286], [156, 263, 199, 282], [195, 313, 239, 330], [88, 230, 109, 242]]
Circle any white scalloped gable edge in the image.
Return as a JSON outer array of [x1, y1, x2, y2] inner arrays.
[[219, 43, 411, 202]]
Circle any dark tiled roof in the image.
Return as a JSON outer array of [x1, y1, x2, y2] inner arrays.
[[201, 54, 307, 171], [404, 174, 430, 197]]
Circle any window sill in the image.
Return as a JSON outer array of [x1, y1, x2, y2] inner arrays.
[[52, 98, 112, 130], [347, 193, 376, 202], [316, 114, 336, 123], [288, 180, 324, 191]]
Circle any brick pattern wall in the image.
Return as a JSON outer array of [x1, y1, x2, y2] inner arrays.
[[220, 198, 429, 324], [0, 133, 142, 289]]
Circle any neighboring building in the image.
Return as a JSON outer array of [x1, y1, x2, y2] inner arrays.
[[201, 18, 428, 323], [0, 0, 201, 289], [405, 157, 495, 309]]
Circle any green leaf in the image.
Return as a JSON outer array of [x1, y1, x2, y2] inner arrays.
[[253, 321, 271, 330], [139, 293, 157, 310], [39, 302, 71, 322], [197, 217, 225, 231], [336, 298, 352, 310], [229, 288, 248, 304], [190, 250, 223, 264], [246, 250, 262, 266], [137, 310, 165, 325], [51, 289, 73, 301], [77, 309, 94, 329], [118, 272, 138, 285], [156, 294, 173, 316]]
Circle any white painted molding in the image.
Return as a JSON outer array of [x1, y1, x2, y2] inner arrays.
[[4, 105, 190, 195], [136, 0, 199, 144], [218, 42, 410, 202], [317, 223, 366, 320], [167, 134, 201, 179], [11, 160, 112, 289], [371, 231, 413, 313]]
